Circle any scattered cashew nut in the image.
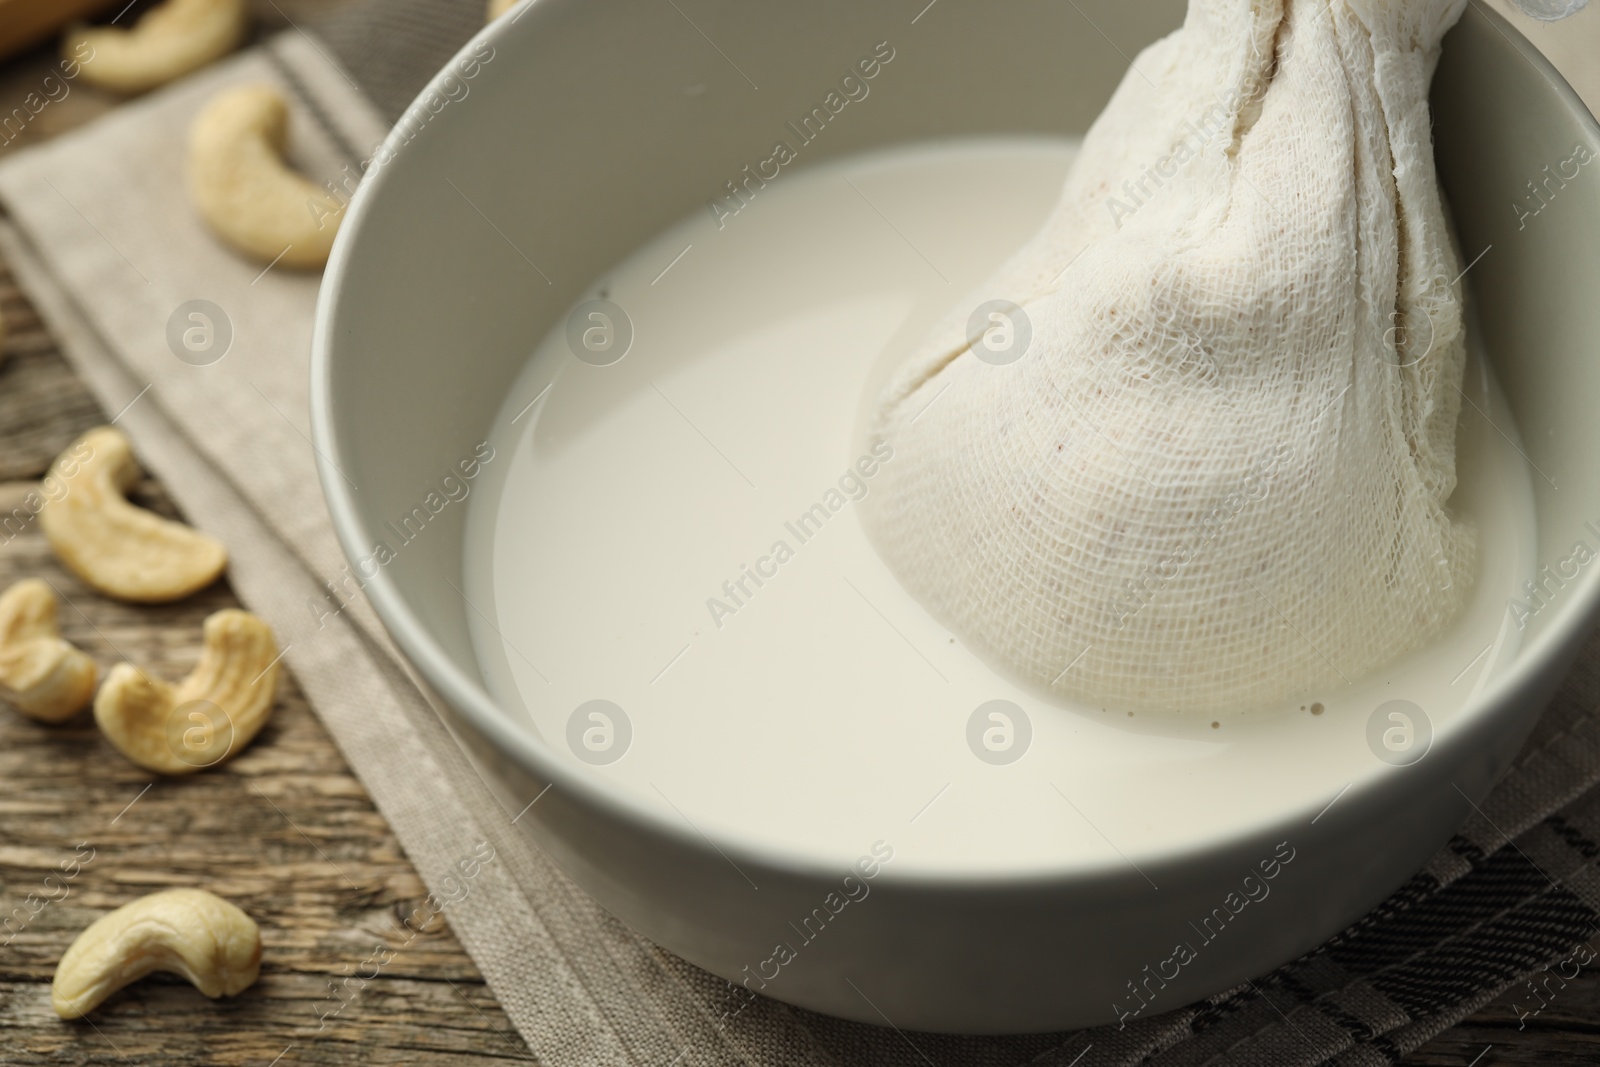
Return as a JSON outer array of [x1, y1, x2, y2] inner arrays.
[[52, 888, 261, 1019], [188, 85, 346, 269], [95, 609, 279, 774], [39, 426, 227, 603], [0, 579, 97, 723], [66, 0, 250, 95], [487, 0, 518, 19]]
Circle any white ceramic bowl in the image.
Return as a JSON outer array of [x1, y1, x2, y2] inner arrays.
[[311, 0, 1600, 1033]]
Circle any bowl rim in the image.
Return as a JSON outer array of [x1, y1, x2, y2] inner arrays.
[[309, 0, 1600, 887]]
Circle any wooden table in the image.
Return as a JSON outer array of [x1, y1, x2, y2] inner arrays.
[[0, 269, 534, 1063], [2, 3, 1599, 1064]]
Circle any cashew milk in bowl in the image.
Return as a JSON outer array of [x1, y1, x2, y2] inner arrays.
[[459, 136, 1537, 877]]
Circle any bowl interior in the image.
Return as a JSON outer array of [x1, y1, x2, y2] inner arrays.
[[315, 0, 1600, 873]]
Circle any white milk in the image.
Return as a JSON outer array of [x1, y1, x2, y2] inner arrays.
[[462, 138, 1537, 876]]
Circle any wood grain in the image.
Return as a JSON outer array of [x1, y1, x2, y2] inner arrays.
[[0, 266, 535, 1065], [0, 0, 120, 65]]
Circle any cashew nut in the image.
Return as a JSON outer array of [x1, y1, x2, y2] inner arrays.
[[487, 0, 518, 19], [39, 426, 227, 603], [95, 609, 279, 774], [188, 85, 346, 269], [66, 0, 250, 95], [52, 888, 261, 1019], [0, 579, 97, 723]]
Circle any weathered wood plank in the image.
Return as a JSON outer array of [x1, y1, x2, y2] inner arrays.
[[0, 288, 105, 482]]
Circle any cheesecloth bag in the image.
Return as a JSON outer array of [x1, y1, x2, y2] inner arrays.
[[862, 0, 1476, 715]]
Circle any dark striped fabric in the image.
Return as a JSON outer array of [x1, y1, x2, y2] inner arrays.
[[312, 0, 491, 122]]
